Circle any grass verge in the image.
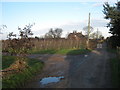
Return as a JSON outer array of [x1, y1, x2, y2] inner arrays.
[[29, 48, 91, 55], [107, 48, 117, 53], [110, 57, 120, 88], [2, 56, 16, 69], [2, 56, 44, 88], [65, 49, 91, 55]]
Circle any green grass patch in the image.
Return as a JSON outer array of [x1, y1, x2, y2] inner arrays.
[[56, 49, 91, 55], [2, 56, 44, 88], [29, 48, 91, 55], [110, 57, 120, 88], [29, 49, 57, 54], [2, 56, 16, 69], [66, 49, 91, 55]]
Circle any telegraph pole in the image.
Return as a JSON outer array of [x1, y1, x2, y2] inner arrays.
[[97, 28, 99, 39], [86, 13, 91, 49]]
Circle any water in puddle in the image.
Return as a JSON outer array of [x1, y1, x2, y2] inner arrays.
[[40, 76, 64, 85], [84, 55, 88, 57]]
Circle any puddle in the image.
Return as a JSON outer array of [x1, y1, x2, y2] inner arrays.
[[40, 76, 64, 85], [84, 55, 88, 57], [62, 56, 67, 58]]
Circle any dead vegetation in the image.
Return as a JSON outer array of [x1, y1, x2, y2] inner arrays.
[[1, 58, 28, 79]]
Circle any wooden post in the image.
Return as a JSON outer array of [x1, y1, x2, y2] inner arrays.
[[86, 13, 91, 49]]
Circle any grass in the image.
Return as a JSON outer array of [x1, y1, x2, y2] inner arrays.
[[110, 57, 120, 88], [65, 49, 91, 55], [2, 56, 16, 69], [107, 48, 117, 53], [29, 49, 57, 54], [2, 56, 44, 88], [29, 48, 91, 55]]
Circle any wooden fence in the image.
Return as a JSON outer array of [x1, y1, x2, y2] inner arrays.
[[2, 38, 97, 52]]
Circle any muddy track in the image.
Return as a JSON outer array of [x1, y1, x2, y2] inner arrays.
[[24, 43, 115, 88]]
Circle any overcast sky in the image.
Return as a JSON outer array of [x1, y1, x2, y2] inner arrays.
[[1, 0, 118, 39]]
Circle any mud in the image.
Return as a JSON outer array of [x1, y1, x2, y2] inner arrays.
[[24, 43, 115, 88]]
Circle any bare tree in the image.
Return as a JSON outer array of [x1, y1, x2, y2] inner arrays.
[[90, 32, 96, 39], [90, 29, 103, 39], [0, 25, 7, 34], [83, 26, 93, 38], [44, 28, 63, 38], [95, 29, 103, 39], [18, 23, 35, 38], [7, 32, 16, 39], [54, 28, 63, 38]]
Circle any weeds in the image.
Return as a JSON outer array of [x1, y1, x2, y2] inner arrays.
[[110, 57, 120, 88], [2, 56, 16, 69], [2, 56, 44, 88]]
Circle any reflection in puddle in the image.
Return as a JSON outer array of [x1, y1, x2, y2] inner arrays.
[[40, 76, 64, 85], [84, 55, 88, 57], [62, 56, 66, 58]]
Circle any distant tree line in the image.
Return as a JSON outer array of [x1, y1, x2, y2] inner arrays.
[[6, 23, 103, 40]]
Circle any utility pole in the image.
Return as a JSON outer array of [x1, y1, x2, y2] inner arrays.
[[86, 13, 91, 49], [97, 28, 99, 39]]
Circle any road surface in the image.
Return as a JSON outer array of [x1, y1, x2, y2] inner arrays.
[[24, 43, 115, 88]]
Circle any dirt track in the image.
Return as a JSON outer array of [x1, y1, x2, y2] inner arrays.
[[24, 43, 115, 88]]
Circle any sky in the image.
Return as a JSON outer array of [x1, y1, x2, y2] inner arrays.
[[0, 0, 118, 39]]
